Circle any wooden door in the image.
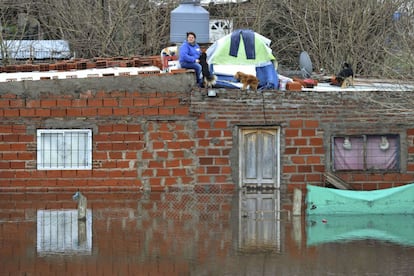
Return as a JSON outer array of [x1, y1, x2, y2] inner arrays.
[[239, 128, 280, 188]]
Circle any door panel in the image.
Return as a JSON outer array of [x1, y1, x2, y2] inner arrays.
[[262, 132, 275, 180], [244, 133, 257, 179]]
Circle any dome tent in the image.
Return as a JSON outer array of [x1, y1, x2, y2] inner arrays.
[[206, 29, 278, 89]]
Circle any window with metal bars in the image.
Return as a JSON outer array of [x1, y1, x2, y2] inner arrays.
[[37, 129, 92, 170], [332, 134, 400, 171]]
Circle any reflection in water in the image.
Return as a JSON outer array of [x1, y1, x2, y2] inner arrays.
[[36, 209, 92, 255], [307, 214, 414, 247], [78, 219, 87, 247], [1, 191, 414, 275], [236, 189, 281, 253]]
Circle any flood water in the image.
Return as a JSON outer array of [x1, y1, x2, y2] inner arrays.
[[2, 189, 414, 276]]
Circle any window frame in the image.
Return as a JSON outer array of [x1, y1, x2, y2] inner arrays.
[[37, 129, 92, 170], [331, 134, 400, 172]]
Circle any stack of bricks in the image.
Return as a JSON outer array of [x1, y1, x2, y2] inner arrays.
[[0, 55, 164, 74]]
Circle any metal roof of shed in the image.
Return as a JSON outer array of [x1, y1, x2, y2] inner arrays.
[[0, 40, 71, 60]]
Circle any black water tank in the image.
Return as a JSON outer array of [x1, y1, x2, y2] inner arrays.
[[170, 0, 209, 44]]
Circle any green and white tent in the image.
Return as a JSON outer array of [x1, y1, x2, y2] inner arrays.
[[206, 29, 276, 67]]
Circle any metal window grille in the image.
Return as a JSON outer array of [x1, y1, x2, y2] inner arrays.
[[37, 129, 92, 170]]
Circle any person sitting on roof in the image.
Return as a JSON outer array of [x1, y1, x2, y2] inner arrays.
[[179, 32, 202, 87]]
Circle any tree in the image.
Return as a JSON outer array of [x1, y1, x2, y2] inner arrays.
[[1, 0, 413, 79], [208, 0, 413, 78], [37, 0, 175, 58], [0, 0, 42, 64]]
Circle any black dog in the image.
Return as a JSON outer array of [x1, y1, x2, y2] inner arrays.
[[336, 62, 354, 87], [199, 52, 216, 88], [337, 63, 354, 80]]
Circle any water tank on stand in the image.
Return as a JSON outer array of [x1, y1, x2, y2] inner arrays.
[[170, 0, 210, 44]]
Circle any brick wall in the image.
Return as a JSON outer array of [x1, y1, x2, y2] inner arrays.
[[0, 73, 198, 192], [190, 88, 414, 196], [1, 73, 414, 201]]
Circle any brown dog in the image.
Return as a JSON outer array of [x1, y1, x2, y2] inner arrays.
[[234, 71, 259, 91]]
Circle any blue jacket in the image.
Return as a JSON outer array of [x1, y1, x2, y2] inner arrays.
[[179, 40, 201, 63]]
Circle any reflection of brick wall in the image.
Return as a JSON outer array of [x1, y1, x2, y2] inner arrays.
[[0, 192, 235, 275]]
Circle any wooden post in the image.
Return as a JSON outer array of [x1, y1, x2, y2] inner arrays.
[[293, 188, 302, 216], [73, 191, 87, 220]]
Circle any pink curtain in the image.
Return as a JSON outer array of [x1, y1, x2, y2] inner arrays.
[[366, 136, 398, 170], [333, 135, 398, 171], [334, 137, 364, 170]]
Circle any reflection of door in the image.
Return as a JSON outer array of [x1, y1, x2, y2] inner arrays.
[[239, 128, 280, 188], [237, 190, 281, 252]]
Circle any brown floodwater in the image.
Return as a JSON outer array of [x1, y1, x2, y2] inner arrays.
[[1, 189, 414, 276]]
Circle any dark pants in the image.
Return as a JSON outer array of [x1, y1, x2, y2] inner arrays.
[[229, 29, 256, 59]]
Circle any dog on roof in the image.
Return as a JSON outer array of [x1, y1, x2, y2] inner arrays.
[[331, 62, 354, 88], [199, 50, 217, 88], [234, 71, 259, 91]]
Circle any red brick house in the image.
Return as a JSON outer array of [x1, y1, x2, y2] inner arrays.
[[1, 59, 414, 211]]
